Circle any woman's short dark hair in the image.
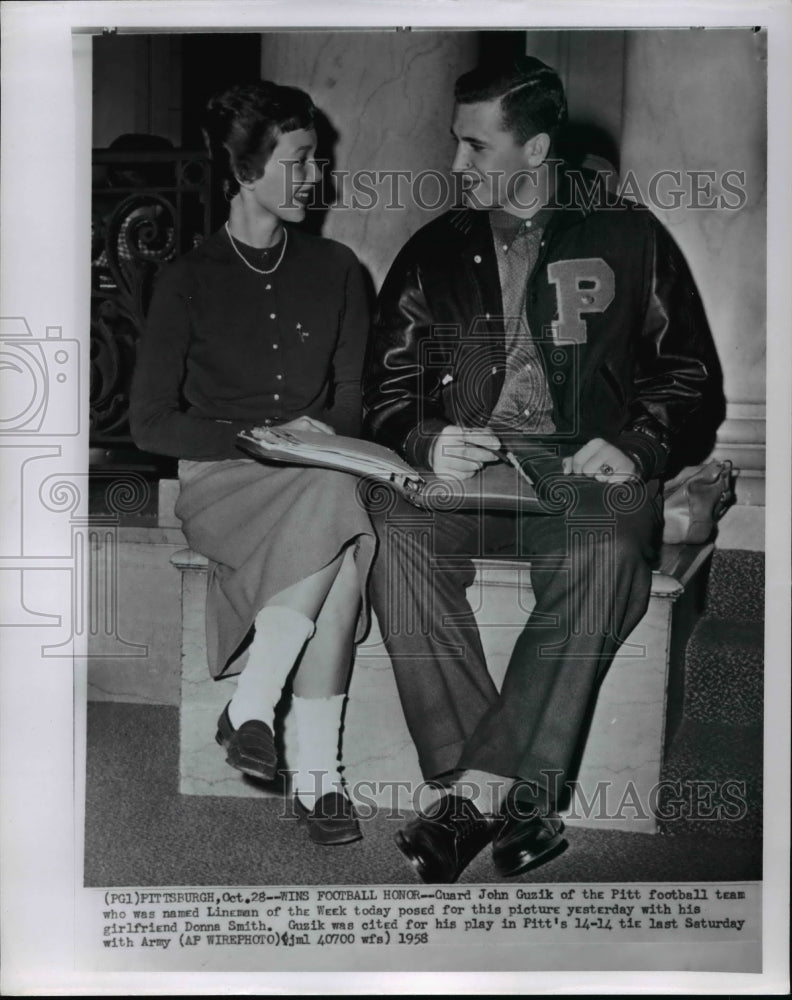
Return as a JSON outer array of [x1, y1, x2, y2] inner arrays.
[[202, 81, 317, 200], [454, 56, 567, 144]]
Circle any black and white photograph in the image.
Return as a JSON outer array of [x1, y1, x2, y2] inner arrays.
[[1, 1, 790, 994]]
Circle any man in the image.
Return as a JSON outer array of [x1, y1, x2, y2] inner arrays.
[[362, 56, 724, 883]]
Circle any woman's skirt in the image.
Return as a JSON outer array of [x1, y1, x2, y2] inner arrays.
[[175, 458, 377, 677]]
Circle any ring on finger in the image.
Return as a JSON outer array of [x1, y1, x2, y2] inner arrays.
[[599, 463, 614, 476]]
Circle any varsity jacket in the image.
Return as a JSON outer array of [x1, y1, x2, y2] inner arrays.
[[362, 191, 725, 481]]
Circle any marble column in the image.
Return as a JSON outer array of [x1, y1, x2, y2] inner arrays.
[[620, 30, 767, 547], [260, 30, 479, 289]]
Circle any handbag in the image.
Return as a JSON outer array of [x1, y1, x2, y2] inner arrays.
[[661, 460, 737, 545]]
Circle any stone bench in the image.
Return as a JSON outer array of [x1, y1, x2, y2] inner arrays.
[[163, 479, 713, 833]]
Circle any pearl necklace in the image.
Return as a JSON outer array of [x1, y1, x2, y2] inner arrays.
[[225, 221, 288, 275]]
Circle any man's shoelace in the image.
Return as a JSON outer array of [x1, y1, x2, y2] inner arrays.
[[424, 801, 492, 839]]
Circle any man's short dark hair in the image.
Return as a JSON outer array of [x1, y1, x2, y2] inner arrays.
[[454, 56, 567, 144]]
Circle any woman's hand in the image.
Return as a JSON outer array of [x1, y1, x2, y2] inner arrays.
[[252, 415, 335, 438]]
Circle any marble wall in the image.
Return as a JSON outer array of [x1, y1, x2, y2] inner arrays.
[[260, 30, 478, 289], [620, 29, 767, 412]]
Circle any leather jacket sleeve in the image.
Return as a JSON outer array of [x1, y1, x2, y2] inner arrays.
[[362, 246, 451, 469], [614, 215, 725, 479]]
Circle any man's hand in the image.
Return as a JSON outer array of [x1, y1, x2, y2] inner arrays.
[[431, 425, 502, 480], [562, 438, 637, 482], [252, 416, 335, 437]]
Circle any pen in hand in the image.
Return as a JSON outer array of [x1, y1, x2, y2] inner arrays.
[[482, 443, 536, 487]]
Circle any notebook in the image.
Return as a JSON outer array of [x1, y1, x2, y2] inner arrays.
[[235, 428, 585, 513]]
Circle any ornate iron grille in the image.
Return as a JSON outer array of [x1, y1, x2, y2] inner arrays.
[[90, 148, 212, 462]]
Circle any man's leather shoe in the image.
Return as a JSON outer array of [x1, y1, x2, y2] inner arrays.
[[394, 793, 500, 883], [492, 787, 568, 878], [215, 703, 277, 781], [294, 792, 363, 846]]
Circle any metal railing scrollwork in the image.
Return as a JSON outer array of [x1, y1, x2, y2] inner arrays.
[[90, 148, 212, 461]]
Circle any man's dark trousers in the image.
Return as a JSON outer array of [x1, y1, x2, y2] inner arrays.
[[369, 477, 664, 807]]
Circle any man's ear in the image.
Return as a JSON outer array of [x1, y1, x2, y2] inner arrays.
[[523, 132, 551, 168]]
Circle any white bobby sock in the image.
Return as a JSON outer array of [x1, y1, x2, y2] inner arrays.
[[228, 606, 315, 729], [285, 693, 347, 808]]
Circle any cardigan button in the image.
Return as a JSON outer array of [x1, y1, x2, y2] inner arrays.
[[473, 255, 482, 264]]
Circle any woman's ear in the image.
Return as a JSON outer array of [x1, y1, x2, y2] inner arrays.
[[233, 154, 262, 190], [235, 168, 256, 190]]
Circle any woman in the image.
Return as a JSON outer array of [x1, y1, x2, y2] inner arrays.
[[130, 81, 375, 846]]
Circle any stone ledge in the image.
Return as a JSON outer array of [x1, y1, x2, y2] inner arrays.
[[119, 524, 186, 545], [170, 545, 694, 599]]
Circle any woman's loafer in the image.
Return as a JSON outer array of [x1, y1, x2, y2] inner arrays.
[[294, 791, 363, 846], [215, 703, 277, 781]]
